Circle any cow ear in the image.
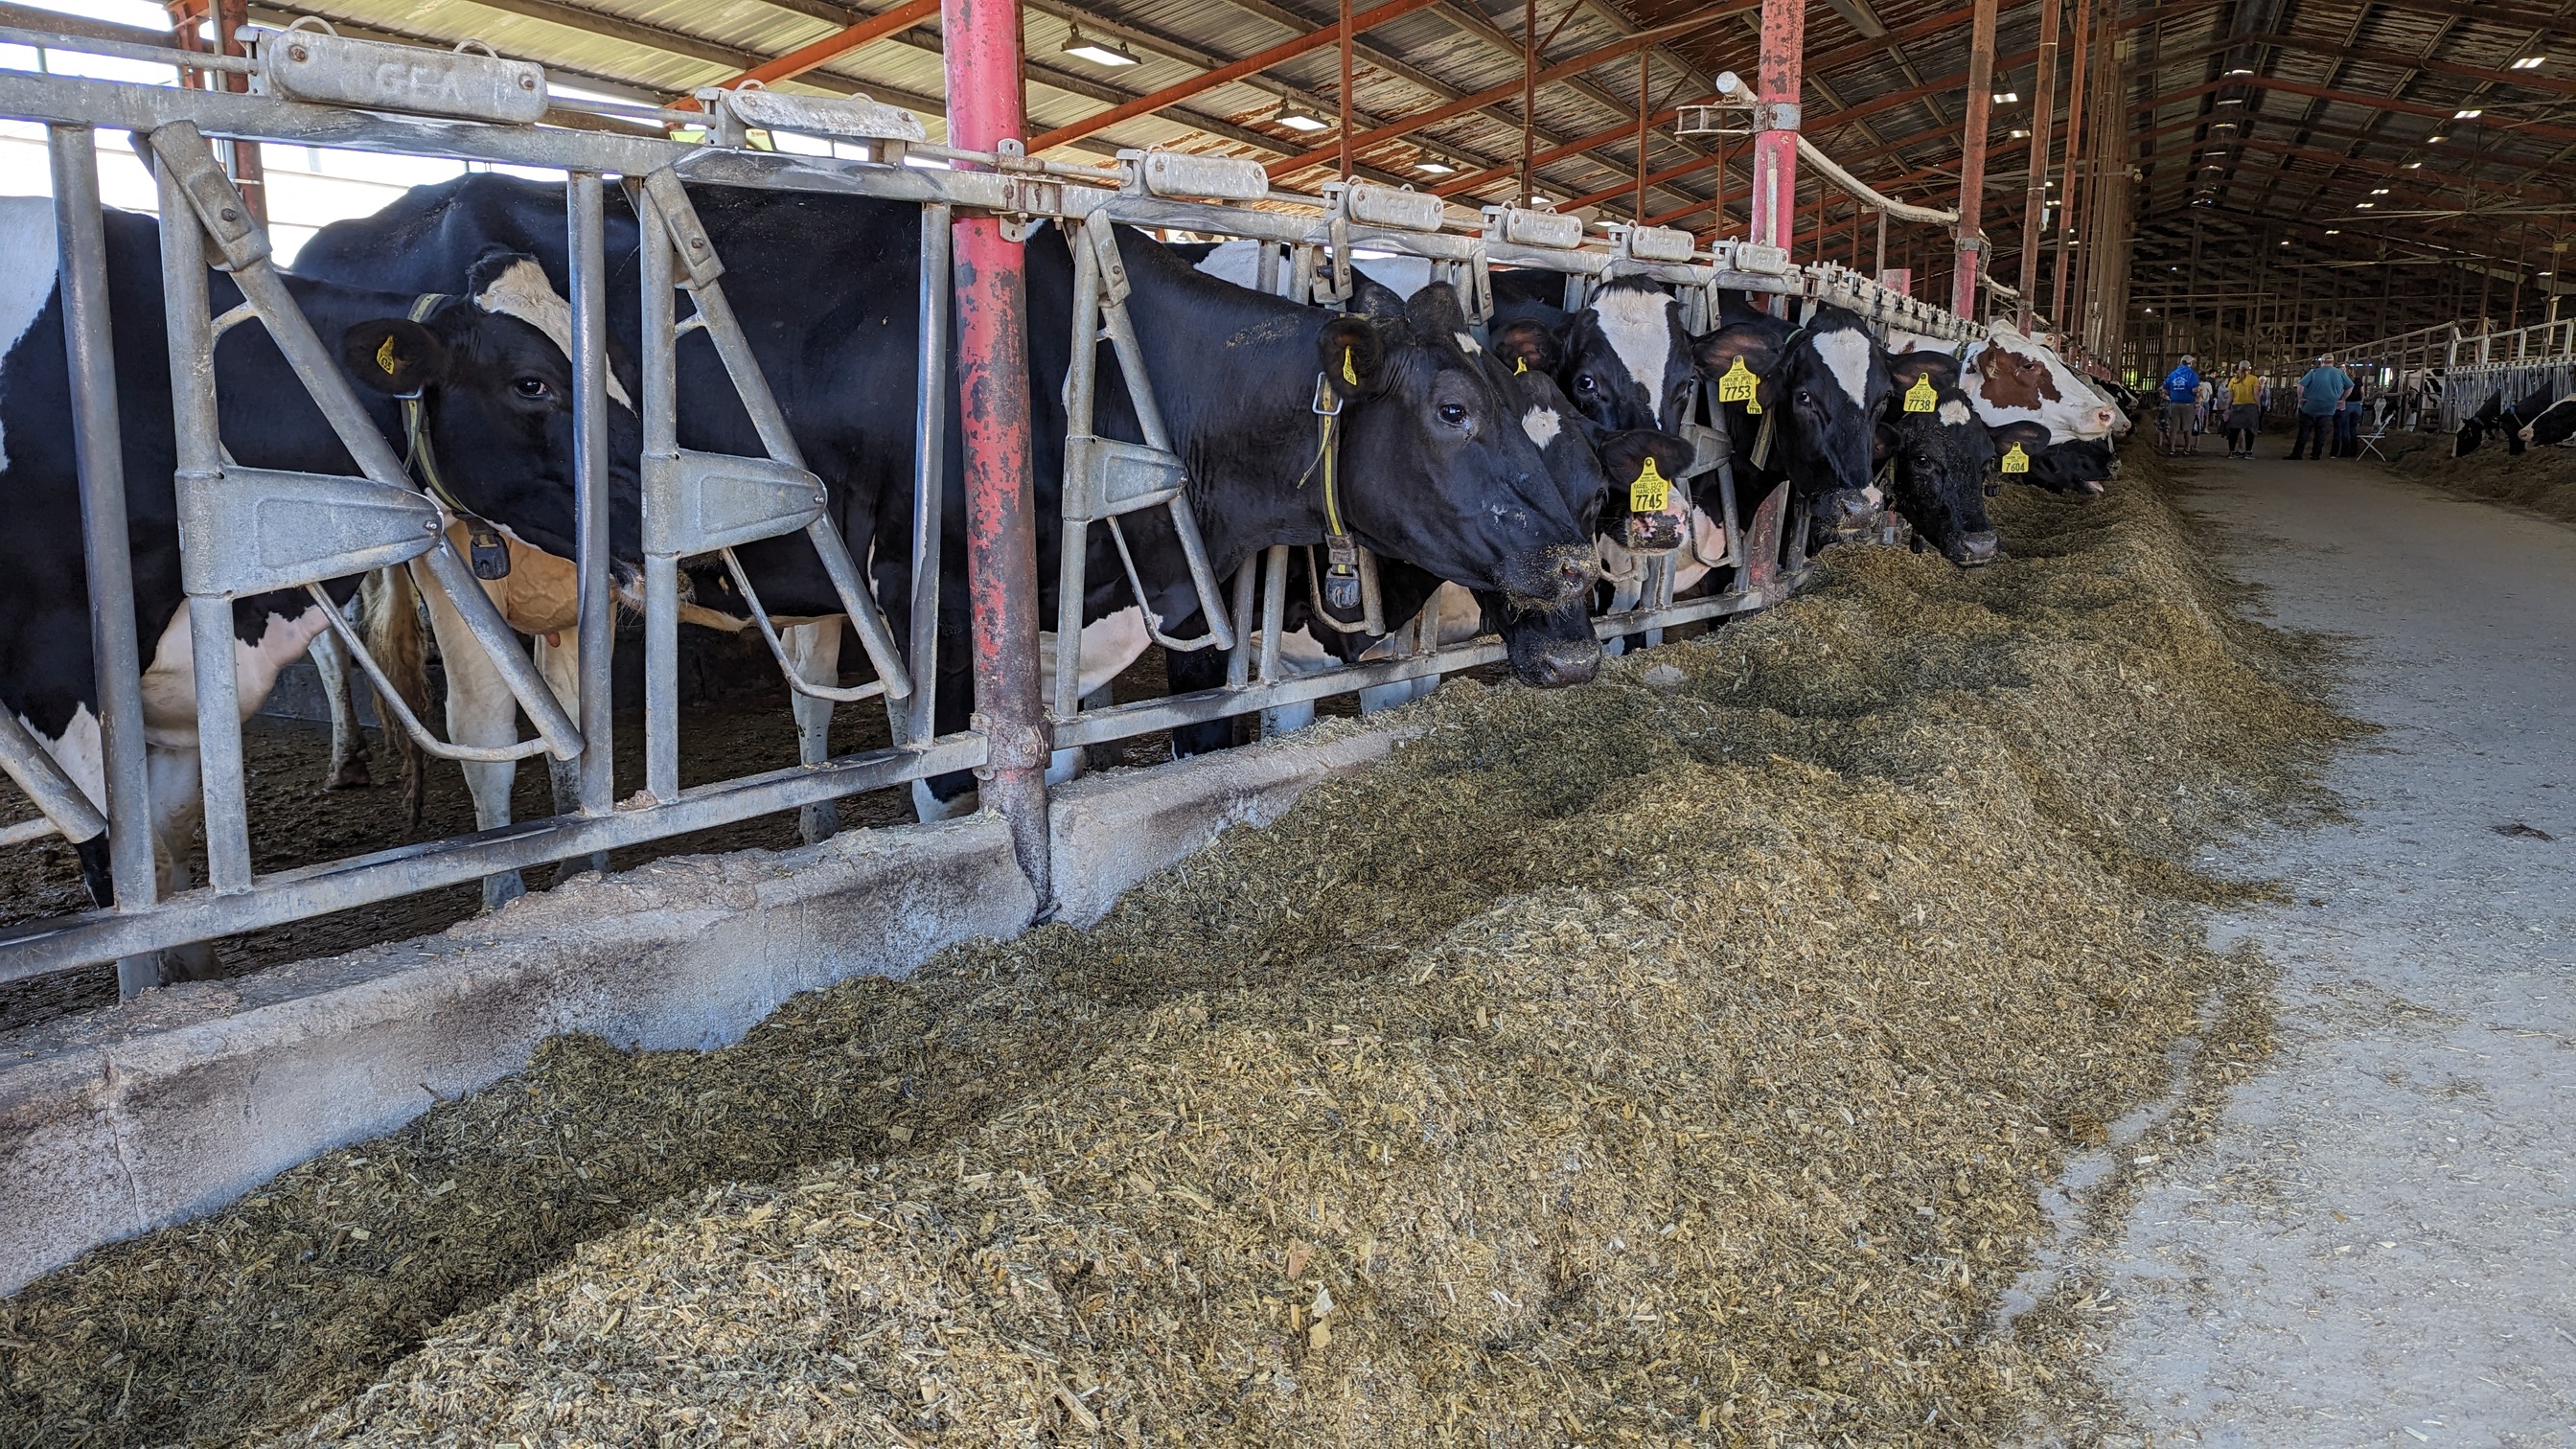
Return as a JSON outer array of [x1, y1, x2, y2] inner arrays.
[[1885, 350, 1959, 393], [1348, 275, 1411, 325], [1594, 428, 1692, 494], [341, 318, 448, 399], [1987, 420, 2050, 457], [1690, 321, 1781, 386], [1489, 316, 1562, 377], [1318, 314, 1390, 400]]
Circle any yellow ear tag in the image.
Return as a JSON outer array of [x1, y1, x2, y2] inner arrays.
[[376, 334, 399, 375], [1513, 356, 1528, 375], [1341, 346, 1359, 387], [1629, 455, 1671, 514], [2000, 442, 2030, 473], [1716, 355, 1759, 404], [1903, 375, 1937, 413]]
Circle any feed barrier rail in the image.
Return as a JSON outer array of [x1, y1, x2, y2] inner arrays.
[[0, 31, 1984, 987]]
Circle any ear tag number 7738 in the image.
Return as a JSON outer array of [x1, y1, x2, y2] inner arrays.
[[1903, 375, 1937, 413]]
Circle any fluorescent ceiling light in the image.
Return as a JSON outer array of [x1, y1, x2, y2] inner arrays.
[[2511, 56, 2546, 70], [1415, 157, 1456, 174], [2011, 127, 2030, 137], [2370, 187, 2390, 195], [2226, 66, 2254, 76], [2427, 134, 2446, 143], [1060, 28, 1138, 65], [2453, 108, 2482, 119], [2325, 228, 2340, 234], [1276, 106, 1329, 131], [2406, 160, 2423, 168], [2355, 201, 2375, 208], [1992, 90, 2018, 103]]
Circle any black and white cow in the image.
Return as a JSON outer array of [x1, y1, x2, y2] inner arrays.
[[2454, 384, 2558, 457], [0, 196, 639, 965], [2520, 395, 2576, 449], [1877, 350, 2029, 565], [1697, 297, 1894, 541], [294, 177, 1597, 826]]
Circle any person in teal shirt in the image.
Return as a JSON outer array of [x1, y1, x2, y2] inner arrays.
[[2289, 356, 2352, 460]]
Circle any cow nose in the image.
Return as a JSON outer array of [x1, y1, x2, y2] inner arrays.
[[2520, 426, 2538, 444], [1953, 530, 2000, 566], [1532, 639, 1600, 688], [2093, 406, 2117, 430]]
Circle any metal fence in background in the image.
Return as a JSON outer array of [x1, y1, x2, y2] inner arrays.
[[0, 28, 1986, 990]]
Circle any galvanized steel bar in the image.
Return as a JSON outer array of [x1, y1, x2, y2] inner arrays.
[[0, 734, 987, 978], [638, 180, 682, 806], [905, 203, 954, 748], [148, 131, 255, 899], [50, 126, 156, 993], [568, 171, 616, 821]]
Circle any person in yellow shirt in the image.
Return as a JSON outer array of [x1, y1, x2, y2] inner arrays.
[[2223, 361, 2264, 458]]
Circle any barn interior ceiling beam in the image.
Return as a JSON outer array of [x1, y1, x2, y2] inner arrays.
[[1259, 6, 1742, 179], [1027, 0, 1443, 153], [2134, 75, 2576, 147], [670, 0, 937, 106]]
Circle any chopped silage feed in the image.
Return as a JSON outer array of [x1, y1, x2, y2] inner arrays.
[[0, 457, 2358, 1446]]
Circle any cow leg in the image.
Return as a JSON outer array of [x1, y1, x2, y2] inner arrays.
[[310, 623, 372, 790], [145, 746, 217, 982], [419, 578, 530, 911], [782, 620, 843, 844], [534, 632, 610, 885]]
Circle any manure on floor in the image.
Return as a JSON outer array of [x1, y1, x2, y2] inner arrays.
[[0, 454, 2358, 1446]]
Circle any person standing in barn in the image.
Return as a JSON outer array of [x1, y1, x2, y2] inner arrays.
[[2225, 360, 2263, 458], [2161, 354, 2202, 456], [2290, 355, 2352, 460]]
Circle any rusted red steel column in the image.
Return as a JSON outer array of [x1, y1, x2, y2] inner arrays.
[[1953, 0, 1998, 317], [2014, 0, 2062, 330], [944, 0, 1052, 913], [2050, 0, 2093, 328], [1748, 0, 1803, 259]]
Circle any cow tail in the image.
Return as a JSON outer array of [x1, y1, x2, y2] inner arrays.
[[363, 564, 432, 831]]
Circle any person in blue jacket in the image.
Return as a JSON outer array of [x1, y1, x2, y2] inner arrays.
[[2160, 355, 2202, 456], [2290, 356, 2353, 461]]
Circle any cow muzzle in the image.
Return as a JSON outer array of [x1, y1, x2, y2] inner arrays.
[[1522, 636, 1600, 688], [1946, 529, 2000, 567], [1505, 543, 1598, 610], [1624, 510, 1685, 553], [1817, 487, 1878, 538]]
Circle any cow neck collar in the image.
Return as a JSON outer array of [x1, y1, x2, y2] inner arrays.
[[398, 292, 514, 580], [1295, 369, 1367, 623]]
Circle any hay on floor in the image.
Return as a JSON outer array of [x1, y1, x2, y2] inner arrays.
[[0, 455, 2357, 1446]]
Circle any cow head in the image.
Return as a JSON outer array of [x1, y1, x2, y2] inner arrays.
[[1880, 352, 1999, 566], [1692, 305, 1889, 538], [1546, 277, 1702, 435], [1322, 280, 1596, 610], [1973, 323, 2125, 440], [340, 251, 644, 577], [2005, 426, 2107, 497]]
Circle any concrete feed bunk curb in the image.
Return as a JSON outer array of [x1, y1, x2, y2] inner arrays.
[[0, 724, 1402, 1296]]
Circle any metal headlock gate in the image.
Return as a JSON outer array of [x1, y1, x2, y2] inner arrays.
[[0, 23, 1982, 991], [2331, 319, 2576, 436]]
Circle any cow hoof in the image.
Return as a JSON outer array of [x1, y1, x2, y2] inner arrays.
[[911, 780, 978, 824], [326, 759, 373, 790], [482, 871, 528, 914], [799, 801, 842, 845]]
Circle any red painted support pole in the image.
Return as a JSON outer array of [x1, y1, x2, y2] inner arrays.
[[2015, 0, 2063, 330], [1954, 0, 1999, 318], [943, 0, 1051, 912], [1748, 0, 1805, 275]]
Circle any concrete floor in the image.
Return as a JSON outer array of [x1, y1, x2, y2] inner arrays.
[[2094, 455, 2576, 1446]]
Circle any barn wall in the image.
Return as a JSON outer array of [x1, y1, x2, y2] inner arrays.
[[0, 722, 1401, 1295]]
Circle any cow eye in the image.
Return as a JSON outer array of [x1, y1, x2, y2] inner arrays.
[[1575, 373, 1596, 393], [1797, 388, 1815, 406], [1438, 402, 1470, 428], [512, 377, 553, 402]]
